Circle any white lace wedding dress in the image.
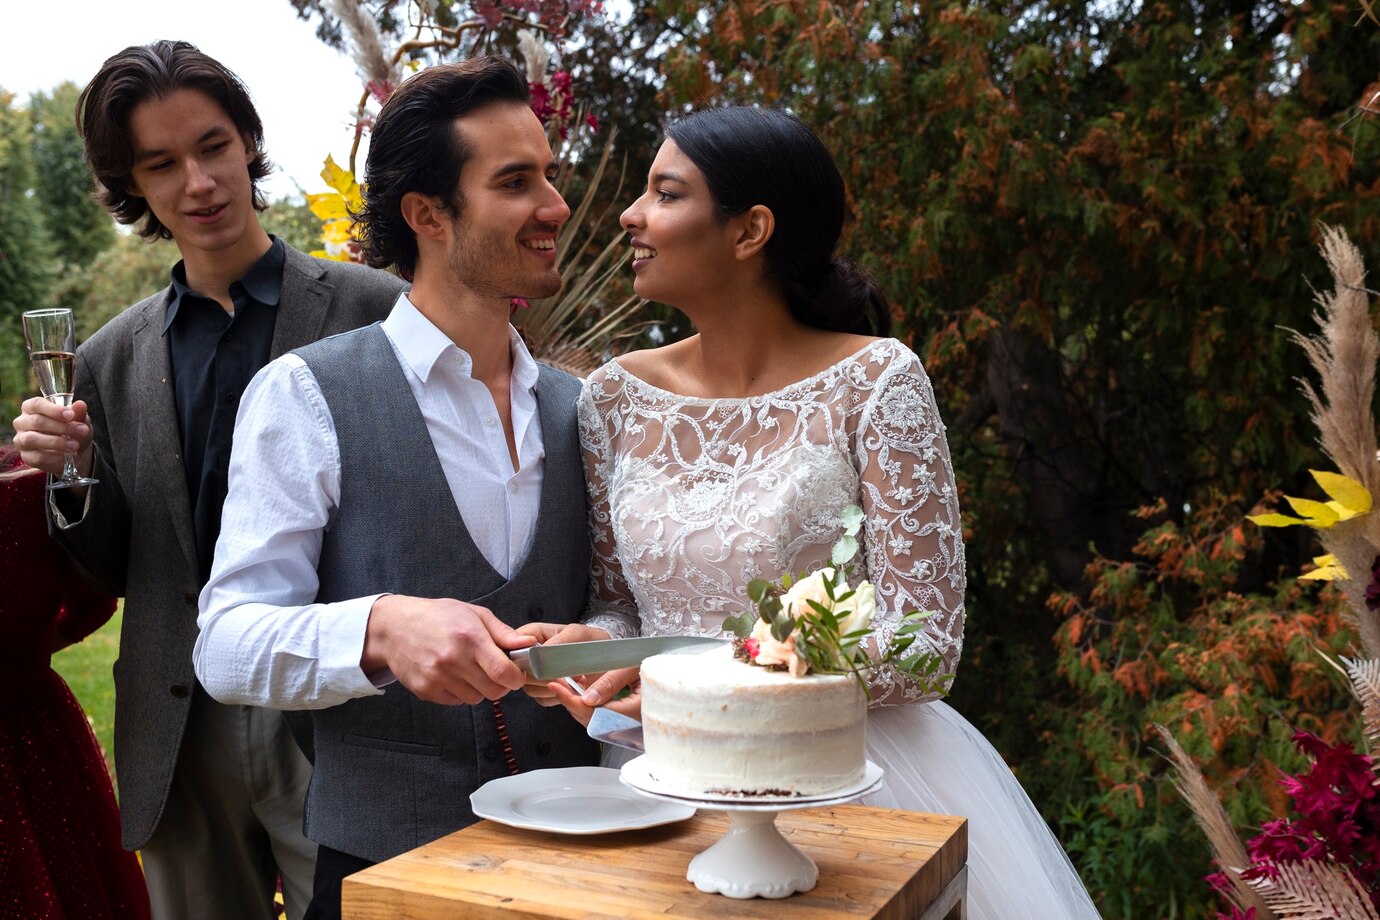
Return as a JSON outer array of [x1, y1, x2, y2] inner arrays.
[[579, 338, 1100, 919]]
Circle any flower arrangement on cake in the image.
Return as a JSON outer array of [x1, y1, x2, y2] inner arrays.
[[722, 505, 949, 699]]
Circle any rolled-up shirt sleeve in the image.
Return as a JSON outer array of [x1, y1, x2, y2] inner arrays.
[[194, 354, 388, 709]]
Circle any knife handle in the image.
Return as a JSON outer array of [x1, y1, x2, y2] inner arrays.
[[509, 647, 534, 675]]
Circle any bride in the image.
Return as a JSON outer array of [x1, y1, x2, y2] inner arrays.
[[528, 106, 1101, 919]]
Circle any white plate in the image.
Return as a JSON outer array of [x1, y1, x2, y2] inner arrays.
[[470, 766, 696, 835], [620, 756, 885, 809]]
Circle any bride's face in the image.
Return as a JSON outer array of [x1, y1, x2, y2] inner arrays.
[[620, 139, 740, 306]]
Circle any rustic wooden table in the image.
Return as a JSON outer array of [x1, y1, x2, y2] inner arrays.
[[343, 804, 967, 920]]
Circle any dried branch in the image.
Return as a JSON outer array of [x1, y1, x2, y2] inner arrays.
[[1342, 657, 1380, 773], [1154, 725, 1276, 918], [1247, 858, 1380, 920]]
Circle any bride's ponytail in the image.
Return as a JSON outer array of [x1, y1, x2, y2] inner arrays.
[[786, 258, 891, 337], [666, 108, 892, 337]]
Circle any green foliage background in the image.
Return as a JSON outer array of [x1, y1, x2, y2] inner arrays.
[[589, 0, 1380, 913]]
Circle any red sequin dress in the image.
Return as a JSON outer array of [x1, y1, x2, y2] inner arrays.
[[0, 455, 151, 920]]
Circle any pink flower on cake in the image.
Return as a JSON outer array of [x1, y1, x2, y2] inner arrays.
[[748, 619, 810, 677]]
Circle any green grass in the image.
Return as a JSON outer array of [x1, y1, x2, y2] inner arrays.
[[52, 602, 121, 782]]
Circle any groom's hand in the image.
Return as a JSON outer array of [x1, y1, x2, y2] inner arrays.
[[517, 622, 610, 705], [361, 595, 536, 706]]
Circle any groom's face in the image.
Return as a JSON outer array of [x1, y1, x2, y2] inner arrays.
[[444, 102, 570, 302]]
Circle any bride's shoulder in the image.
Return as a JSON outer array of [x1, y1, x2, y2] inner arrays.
[[840, 336, 921, 377], [601, 339, 696, 390]]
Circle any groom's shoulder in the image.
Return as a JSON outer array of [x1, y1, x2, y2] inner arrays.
[[536, 362, 584, 404]]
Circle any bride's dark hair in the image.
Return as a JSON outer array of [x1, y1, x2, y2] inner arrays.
[[666, 106, 890, 336]]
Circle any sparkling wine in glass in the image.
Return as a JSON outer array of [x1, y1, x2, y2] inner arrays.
[[21, 308, 99, 491]]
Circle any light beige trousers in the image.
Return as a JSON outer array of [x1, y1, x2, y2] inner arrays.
[[138, 692, 315, 920]]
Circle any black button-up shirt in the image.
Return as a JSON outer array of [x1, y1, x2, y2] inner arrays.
[[165, 237, 283, 581]]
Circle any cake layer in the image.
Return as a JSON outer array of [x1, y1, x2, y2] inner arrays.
[[640, 645, 866, 797]]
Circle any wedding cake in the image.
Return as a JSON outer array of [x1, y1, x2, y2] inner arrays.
[[639, 644, 866, 797]]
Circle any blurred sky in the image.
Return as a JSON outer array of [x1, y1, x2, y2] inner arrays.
[[0, 0, 367, 201]]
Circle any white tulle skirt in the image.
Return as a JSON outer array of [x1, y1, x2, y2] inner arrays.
[[860, 701, 1101, 919], [603, 700, 1100, 919]]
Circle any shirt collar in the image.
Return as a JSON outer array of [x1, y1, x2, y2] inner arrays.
[[162, 236, 285, 334], [383, 293, 541, 393]]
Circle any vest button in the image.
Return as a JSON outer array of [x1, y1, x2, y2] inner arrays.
[[537, 741, 553, 756], [169, 684, 190, 698], [527, 606, 545, 621]]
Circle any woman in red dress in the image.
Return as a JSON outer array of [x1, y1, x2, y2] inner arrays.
[[0, 446, 150, 919]]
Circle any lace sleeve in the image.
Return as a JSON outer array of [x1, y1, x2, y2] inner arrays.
[[854, 344, 966, 706], [577, 372, 641, 639]]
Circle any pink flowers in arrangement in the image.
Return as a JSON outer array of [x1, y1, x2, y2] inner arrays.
[[1209, 731, 1380, 918]]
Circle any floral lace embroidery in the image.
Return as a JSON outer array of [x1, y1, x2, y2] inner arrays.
[[578, 338, 966, 706]]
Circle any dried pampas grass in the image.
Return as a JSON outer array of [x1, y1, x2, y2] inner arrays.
[[1154, 725, 1275, 918], [1287, 226, 1380, 657]]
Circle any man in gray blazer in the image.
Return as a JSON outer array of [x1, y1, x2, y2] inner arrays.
[[194, 56, 600, 920], [12, 41, 405, 920]]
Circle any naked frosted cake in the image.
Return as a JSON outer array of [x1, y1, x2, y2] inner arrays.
[[639, 644, 866, 797]]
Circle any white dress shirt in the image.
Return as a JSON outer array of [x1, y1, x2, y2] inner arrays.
[[194, 293, 545, 709]]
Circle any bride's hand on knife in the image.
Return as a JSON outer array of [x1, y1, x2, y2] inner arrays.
[[516, 622, 611, 706]]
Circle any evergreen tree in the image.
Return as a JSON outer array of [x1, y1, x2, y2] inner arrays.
[[29, 82, 114, 268], [0, 89, 55, 439]]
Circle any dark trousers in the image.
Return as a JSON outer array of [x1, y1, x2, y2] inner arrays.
[[302, 844, 376, 920]]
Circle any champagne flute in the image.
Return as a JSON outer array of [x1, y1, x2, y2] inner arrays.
[[21, 308, 99, 491]]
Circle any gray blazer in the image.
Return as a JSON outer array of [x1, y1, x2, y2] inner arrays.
[[51, 244, 406, 849]]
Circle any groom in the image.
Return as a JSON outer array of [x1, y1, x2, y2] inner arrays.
[[193, 56, 599, 919]]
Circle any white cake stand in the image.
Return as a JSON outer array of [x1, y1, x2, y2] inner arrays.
[[620, 757, 884, 899]]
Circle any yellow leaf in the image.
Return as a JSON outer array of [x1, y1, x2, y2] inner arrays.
[[307, 192, 348, 221], [1299, 554, 1349, 581], [1283, 496, 1340, 527], [1247, 512, 1312, 528], [1310, 469, 1372, 514], [320, 155, 360, 199], [321, 218, 354, 244]]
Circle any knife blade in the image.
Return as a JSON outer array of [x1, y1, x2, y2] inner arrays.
[[510, 636, 729, 680], [586, 707, 645, 753]]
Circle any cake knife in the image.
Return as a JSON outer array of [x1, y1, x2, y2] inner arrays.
[[586, 707, 645, 753], [509, 636, 729, 680]]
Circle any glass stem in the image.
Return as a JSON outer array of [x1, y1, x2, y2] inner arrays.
[[61, 452, 80, 482]]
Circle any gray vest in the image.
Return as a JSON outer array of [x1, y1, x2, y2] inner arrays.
[[291, 323, 598, 863]]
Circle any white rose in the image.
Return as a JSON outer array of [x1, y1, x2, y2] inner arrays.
[[780, 568, 838, 620], [835, 580, 876, 637]]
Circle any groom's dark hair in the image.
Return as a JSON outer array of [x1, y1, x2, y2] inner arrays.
[[356, 56, 531, 281], [77, 40, 271, 241]]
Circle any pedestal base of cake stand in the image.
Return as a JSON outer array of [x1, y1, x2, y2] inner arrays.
[[620, 757, 884, 899], [686, 806, 817, 898]]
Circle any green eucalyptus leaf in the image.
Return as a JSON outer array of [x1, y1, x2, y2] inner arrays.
[[762, 596, 783, 621], [831, 535, 859, 566], [771, 614, 795, 642], [724, 611, 756, 638], [839, 504, 864, 536]]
